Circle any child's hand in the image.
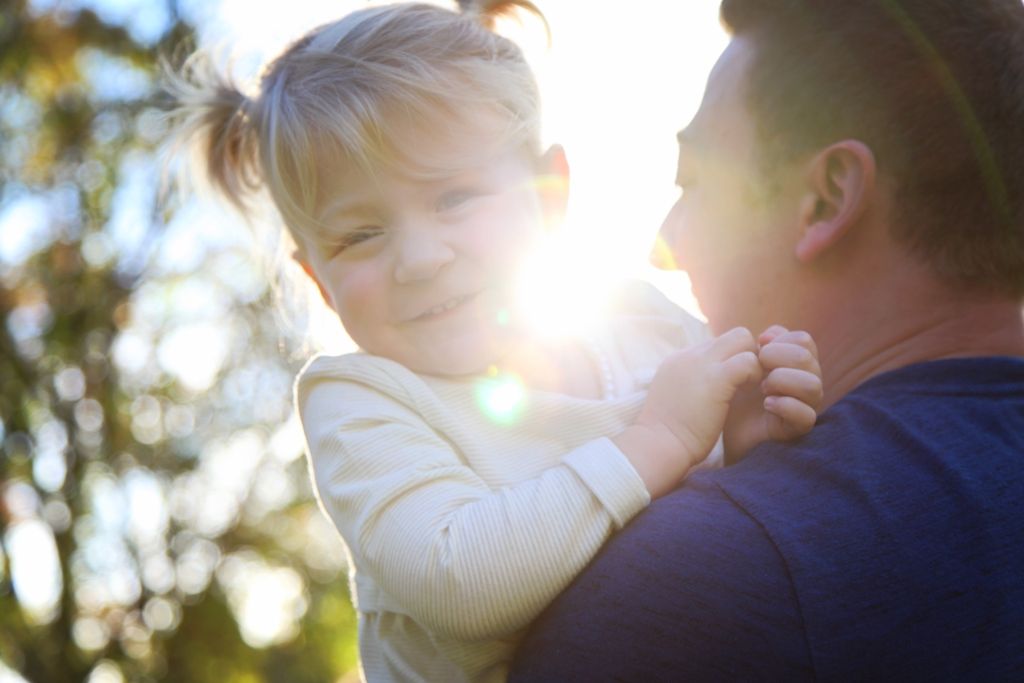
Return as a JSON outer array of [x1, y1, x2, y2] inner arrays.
[[613, 327, 762, 498], [758, 325, 823, 441]]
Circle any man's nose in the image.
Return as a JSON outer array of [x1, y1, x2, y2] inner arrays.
[[393, 228, 455, 284], [650, 202, 682, 270]]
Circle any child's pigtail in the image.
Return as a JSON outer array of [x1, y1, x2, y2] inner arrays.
[[457, 0, 549, 39], [164, 53, 261, 214]]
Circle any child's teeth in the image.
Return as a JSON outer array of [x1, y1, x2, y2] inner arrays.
[[425, 295, 468, 317]]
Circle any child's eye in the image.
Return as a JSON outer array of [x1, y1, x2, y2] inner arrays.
[[436, 188, 482, 212], [331, 226, 383, 255]]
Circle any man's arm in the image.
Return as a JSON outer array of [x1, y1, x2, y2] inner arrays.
[[509, 473, 815, 682]]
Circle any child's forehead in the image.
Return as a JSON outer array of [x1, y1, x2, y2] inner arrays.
[[390, 105, 522, 169], [318, 143, 531, 201], [320, 115, 530, 184]]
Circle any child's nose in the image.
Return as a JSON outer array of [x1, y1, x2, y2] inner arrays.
[[393, 230, 455, 284]]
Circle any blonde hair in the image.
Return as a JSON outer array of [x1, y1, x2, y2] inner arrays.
[[168, 1, 545, 242]]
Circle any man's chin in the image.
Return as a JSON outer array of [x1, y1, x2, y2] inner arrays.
[[703, 307, 758, 337]]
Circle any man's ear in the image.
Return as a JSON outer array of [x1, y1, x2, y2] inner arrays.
[[292, 250, 334, 309], [795, 140, 876, 263], [536, 144, 570, 231]]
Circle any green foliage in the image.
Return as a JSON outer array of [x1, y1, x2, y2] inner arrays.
[[0, 2, 358, 680]]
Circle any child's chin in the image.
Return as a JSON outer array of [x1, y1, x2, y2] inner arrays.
[[406, 333, 518, 378], [407, 340, 509, 378], [415, 354, 497, 379]]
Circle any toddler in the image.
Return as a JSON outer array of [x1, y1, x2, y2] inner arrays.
[[169, 2, 822, 681]]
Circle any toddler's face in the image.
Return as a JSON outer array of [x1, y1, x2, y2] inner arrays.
[[299, 133, 553, 376]]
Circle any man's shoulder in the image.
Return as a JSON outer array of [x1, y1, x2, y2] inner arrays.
[[512, 356, 1024, 682], [709, 356, 1024, 569], [511, 473, 814, 681], [692, 355, 1024, 678], [723, 355, 1024, 483]]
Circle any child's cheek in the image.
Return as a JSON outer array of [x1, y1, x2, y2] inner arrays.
[[332, 263, 389, 344], [474, 201, 544, 271]]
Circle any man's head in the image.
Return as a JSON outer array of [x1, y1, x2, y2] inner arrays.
[[662, 0, 1024, 333]]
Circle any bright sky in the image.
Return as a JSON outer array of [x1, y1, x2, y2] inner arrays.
[[197, 0, 729, 339]]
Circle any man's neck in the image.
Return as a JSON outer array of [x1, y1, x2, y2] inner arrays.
[[816, 293, 1024, 409]]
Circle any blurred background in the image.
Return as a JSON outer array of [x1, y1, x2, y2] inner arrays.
[[0, 1, 724, 680]]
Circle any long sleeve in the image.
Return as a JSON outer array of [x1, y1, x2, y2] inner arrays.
[[298, 367, 650, 642]]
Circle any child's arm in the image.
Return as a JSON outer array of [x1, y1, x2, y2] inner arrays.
[[724, 325, 824, 460], [300, 374, 651, 642], [298, 328, 763, 642]]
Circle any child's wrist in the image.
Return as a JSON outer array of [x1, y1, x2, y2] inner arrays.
[[612, 424, 699, 499]]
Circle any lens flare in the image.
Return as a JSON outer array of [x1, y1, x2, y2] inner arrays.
[[475, 368, 526, 425], [649, 233, 679, 271]]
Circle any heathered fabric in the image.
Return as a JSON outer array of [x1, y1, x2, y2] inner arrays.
[[510, 357, 1024, 682]]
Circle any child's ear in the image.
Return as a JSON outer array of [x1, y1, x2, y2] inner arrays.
[[536, 144, 570, 231], [292, 250, 334, 310]]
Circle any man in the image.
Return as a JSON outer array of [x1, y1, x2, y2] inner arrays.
[[509, 0, 1024, 680]]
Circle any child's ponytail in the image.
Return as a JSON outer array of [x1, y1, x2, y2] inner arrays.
[[164, 54, 261, 214], [166, 2, 549, 239], [457, 0, 549, 37]]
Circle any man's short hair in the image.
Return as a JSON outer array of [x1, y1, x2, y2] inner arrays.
[[720, 0, 1024, 297]]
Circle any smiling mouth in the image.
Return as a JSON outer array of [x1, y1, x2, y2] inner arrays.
[[412, 292, 479, 322]]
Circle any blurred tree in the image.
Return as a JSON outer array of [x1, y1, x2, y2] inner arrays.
[[0, 1, 358, 681]]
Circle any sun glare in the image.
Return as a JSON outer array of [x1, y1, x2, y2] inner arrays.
[[515, 233, 613, 339], [522, 2, 726, 330]]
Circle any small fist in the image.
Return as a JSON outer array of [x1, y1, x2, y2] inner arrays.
[[757, 325, 824, 441], [639, 327, 762, 464]]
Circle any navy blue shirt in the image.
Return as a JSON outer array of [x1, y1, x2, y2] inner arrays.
[[510, 358, 1024, 681]]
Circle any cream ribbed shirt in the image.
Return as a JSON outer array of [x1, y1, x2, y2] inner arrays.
[[296, 283, 711, 683]]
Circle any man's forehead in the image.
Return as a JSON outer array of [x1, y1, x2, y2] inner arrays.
[[677, 38, 754, 148]]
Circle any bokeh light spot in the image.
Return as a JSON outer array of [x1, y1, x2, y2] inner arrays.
[[73, 616, 111, 652], [142, 596, 181, 632], [475, 374, 526, 425], [6, 518, 63, 624], [84, 660, 124, 683]]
